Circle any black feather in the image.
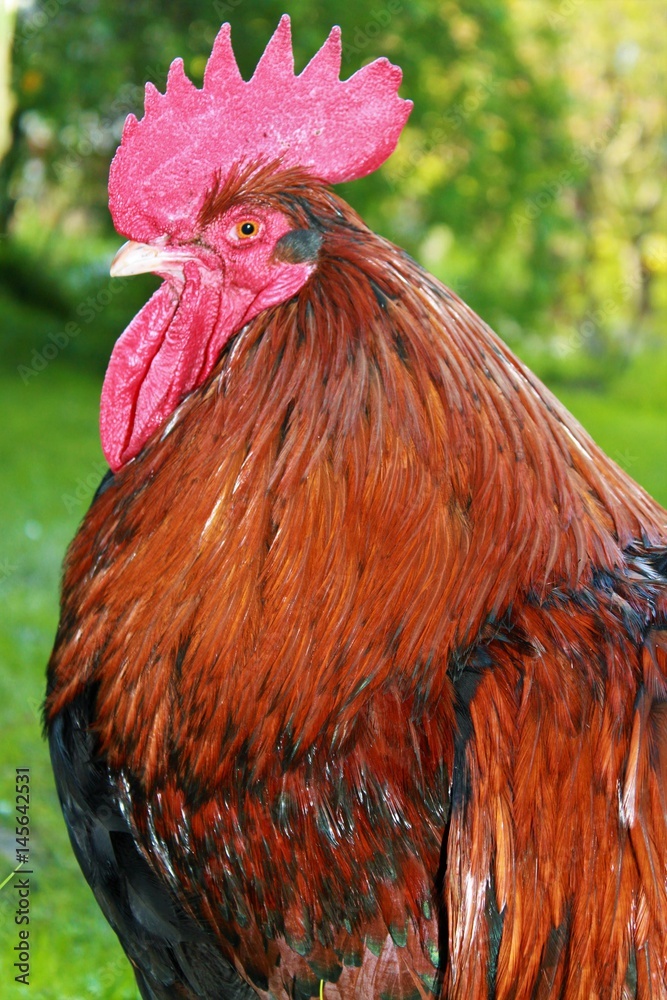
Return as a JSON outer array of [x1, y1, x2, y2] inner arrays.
[[48, 686, 255, 1000]]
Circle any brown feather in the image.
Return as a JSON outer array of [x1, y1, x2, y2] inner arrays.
[[47, 174, 667, 997]]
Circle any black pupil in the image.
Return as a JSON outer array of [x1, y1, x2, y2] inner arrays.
[[241, 222, 255, 236]]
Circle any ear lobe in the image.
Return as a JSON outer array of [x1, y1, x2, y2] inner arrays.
[[273, 228, 323, 264]]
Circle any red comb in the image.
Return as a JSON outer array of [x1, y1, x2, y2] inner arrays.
[[108, 15, 412, 241]]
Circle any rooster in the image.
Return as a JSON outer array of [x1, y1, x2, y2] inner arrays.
[[46, 17, 667, 1000]]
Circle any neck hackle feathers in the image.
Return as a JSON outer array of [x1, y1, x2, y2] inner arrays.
[[108, 15, 413, 242]]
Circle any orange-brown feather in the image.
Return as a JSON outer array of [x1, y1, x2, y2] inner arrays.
[[47, 176, 667, 997]]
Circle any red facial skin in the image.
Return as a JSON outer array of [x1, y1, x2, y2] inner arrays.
[[100, 202, 316, 471]]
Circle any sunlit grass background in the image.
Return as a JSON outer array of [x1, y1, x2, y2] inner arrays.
[[0, 0, 666, 997]]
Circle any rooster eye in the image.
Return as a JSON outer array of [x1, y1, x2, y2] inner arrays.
[[235, 220, 259, 239]]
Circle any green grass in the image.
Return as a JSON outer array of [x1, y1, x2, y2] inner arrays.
[[0, 362, 137, 998], [0, 290, 665, 998], [556, 388, 667, 504], [535, 347, 667, 505]]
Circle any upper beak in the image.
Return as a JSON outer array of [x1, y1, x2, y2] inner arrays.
[[110, 240, 197, 278]]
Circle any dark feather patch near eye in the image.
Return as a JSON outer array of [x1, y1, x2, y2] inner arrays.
[[273, 229, 323, 264]]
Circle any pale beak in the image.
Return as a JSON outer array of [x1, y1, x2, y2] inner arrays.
[[110, 240, 197, 278]]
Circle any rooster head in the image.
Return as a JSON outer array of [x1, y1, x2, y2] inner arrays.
[[102, 15, 412, 471]]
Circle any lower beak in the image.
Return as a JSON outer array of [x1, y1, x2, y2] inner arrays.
[[110, 240, 196, 278]]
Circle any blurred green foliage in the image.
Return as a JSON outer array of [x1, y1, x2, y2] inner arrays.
[[2, 0, 666, 358], [0, 1, 665, 997]]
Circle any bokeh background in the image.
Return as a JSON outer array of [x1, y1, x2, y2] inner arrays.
[[0, 0, 665, 996]]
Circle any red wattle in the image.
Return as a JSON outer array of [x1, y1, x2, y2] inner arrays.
[[100, 265, 222, 471]]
